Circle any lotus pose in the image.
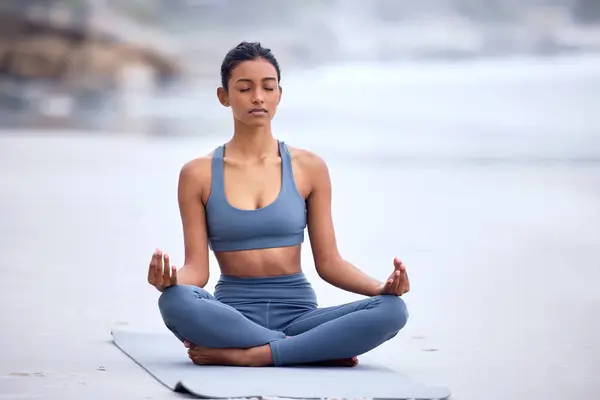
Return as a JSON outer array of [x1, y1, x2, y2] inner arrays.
[[147, 42, 410, 367]]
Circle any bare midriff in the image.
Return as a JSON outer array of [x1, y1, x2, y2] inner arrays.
[[214, 246, 303, 277]]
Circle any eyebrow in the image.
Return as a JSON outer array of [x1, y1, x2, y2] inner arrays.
[[235, 77, 277, 84]]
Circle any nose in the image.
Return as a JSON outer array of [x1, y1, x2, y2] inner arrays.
[[251, 88, 265, 104]]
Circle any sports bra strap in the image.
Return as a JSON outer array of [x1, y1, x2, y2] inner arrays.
[[210, 145, 225, 201], [278, 141, 295, 191]]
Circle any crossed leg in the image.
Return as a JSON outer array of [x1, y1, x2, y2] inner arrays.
[[158, 285, 408, 367], [158, 285, 286, 348], [270, 294, 409, 366]]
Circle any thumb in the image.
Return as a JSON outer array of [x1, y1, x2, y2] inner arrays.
[[171, 266, 177, 285], [394, 258, 407, 272], [380, 277, 393, 292]]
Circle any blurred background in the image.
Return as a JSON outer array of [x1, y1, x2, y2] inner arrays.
[[1, 0, 600, 134], [1, 1, 599, 400]]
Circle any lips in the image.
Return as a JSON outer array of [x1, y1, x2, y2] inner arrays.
[[249, 108, 267, 114]]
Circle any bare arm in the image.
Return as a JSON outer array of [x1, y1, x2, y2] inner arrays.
[[176, 160, 210, 287], [304, 152, 383, 297]]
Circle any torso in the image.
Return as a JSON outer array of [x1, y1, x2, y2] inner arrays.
[[195, 141, 312, 277]]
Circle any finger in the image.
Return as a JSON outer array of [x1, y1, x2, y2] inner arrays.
[[381, 278, 393, 294], [389, 270, 397, 292], [153, 250, 162, 284], [148, 251, 156, 284], [162, 253, 171, 287], [388, 263, 399, 281], [394, 257, 407, 274], [393, 270, 402, 295], [386, 271, 395, 284], [151, 250, 162, 284], [403, 270, 410, 294], [170, 265, 177, 286], [387, 276, 395, 287]]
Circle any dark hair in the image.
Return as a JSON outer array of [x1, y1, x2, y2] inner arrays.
[[220, 41, 281, 91]]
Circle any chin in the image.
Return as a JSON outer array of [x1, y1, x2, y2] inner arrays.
[[242, 117, 272, 126]]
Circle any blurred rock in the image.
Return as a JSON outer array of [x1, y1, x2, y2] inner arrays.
[[0, 6, 184, 89]]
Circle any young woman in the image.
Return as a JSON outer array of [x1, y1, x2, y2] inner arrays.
[[147, 42, 410, 367]]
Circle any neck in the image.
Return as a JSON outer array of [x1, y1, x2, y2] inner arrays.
[[227, 120, 277, 159]]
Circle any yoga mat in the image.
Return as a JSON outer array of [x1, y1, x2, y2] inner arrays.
[[112, 329, 451, 399]]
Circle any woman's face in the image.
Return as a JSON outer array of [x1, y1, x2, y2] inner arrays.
[[217, 58, 282, 126]]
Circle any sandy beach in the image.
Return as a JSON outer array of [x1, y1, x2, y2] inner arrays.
[[1, 55, 600, 399]]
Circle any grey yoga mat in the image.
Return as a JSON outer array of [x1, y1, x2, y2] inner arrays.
[[112, 329, 451, 399]]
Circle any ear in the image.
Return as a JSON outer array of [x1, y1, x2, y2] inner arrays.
[[277, 85, 283, 105], [217, 87, 230, 107]]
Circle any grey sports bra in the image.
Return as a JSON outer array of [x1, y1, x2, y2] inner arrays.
[[205, 141, 307, 252]]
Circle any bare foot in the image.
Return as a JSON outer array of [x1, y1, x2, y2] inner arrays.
[[187, 344, 273, 367], [183, 340, 357, 367], [305, 356, 359, 367]]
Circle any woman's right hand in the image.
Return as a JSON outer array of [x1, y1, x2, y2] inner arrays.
[[147, 249, 177, 292]]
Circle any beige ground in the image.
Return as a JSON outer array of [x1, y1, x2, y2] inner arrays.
[[0, 132, 598, 400]]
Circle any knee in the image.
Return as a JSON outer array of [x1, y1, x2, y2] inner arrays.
[[374, 295, 409, 333], [158, 284, 203, 321]]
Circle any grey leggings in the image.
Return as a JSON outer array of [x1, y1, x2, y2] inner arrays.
[[158, 272, 408, 366]]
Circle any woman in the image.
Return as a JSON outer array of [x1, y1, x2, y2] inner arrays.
[[147, 41, 410, 367]]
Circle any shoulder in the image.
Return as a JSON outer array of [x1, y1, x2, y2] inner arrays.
[[287, 145, 329, 175], [178, 150, 215, 190]]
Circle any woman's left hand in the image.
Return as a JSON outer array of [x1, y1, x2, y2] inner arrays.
[[377, 258, 410, 296]]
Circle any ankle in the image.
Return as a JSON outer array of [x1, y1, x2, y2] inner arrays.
[[244, 344, 274, 367]]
